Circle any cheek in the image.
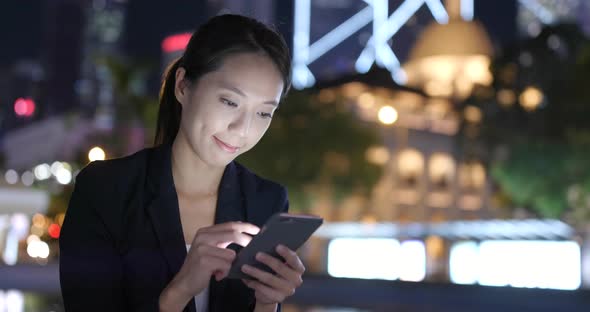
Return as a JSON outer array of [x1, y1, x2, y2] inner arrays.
[[180, 98, 202, 126], [183, 101, 224, 134], [247, 120, 272, 145]]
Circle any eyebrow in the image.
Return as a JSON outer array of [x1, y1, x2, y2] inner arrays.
[[218, 81, 278, 106]]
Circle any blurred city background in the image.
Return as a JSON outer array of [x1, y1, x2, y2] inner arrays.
[[1, 0, 590, 311]]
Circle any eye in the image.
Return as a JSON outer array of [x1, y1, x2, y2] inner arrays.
[[220, 98, 238, 107], [258, 112, 273, 119]]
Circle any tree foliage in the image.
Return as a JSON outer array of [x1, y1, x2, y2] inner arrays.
[[476, 24, 590, 222], [238, 90, 382, 211]]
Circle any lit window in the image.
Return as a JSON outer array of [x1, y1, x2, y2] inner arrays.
[[450, 240, 581, 290], [327, 238, 426, 282], [459, 161, 486, 190], [397, 149, 424, 186], [429, 153, 455, 188]]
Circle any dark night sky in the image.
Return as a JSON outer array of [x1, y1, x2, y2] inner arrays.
[[0, 0, 518, 68], [124, 0, 208, 59], [0, 0, 208, 67], [0, 0, 45, 66], [0, 0, 524, 135]]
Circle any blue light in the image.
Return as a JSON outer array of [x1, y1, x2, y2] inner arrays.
[[293, 0, 313, 89], [294, 0, 471, 89], [519, 0, 556, 24], [356, 0, 424, 76], [307, 6, 373, 63], [461, 0, 474, 21], [292, 64, 316, 90], [355, 47, 375, 73], [383, 0, 425, 39], [392, 68, 408, 85], [425, 0, 449, 24]]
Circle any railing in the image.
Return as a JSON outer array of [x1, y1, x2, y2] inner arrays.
[[2, 264, 589, 311]]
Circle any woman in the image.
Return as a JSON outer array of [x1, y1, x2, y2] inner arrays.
[[59, 14, 304, 312]]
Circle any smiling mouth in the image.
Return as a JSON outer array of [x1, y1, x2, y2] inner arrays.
[[213, 136, 240, 153]]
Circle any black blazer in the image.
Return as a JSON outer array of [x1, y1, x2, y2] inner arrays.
[[59, 143, 289, 311]]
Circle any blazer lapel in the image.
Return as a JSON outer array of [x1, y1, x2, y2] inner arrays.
[[145, 144, 248, 312], [144, 144, 196, 312], [208, 161, 249, 312], [144, 143, 186, 277]]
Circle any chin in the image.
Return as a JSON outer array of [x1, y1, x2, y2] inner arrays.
[[205, 151, 239, 168]]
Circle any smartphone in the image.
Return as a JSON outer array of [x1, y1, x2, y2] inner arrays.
[[226, 212, 323, 279]]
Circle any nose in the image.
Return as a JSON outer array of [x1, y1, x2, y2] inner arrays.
[[229, 110, 253, 138]]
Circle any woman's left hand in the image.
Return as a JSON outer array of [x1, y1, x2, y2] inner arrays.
[[241, 244, 305, 305]]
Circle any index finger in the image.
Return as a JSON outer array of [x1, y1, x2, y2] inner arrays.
[[202, 221, 261, 235]]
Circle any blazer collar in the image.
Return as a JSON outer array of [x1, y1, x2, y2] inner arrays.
[[144, 143, 248, 310]]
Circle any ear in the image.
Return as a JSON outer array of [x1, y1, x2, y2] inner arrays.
[[174, 67, 190, 107]]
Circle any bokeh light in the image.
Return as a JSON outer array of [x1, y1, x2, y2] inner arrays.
[[34, 164, 51, 180], [520, 86, 544, 111], [5, 170, 18, 184], [48, 223, 61, 239], [378, 106, 399, 125], [88, 146, 106, 162]]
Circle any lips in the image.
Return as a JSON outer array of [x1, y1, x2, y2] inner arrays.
[[213, 136, 240, 153]]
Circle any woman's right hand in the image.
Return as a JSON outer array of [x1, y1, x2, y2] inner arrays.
[[168, 222, 261, 301]]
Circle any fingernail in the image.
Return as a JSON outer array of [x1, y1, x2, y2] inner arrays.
[[242, 265, 251, 272], [256, 252, 264, 260], [277, 244, 285, 251]]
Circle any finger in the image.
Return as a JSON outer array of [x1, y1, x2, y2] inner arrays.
[[276, 245, 305, 274], [245, 279, 289, 302], [192, 244, 236, 262], [214, 231, 254, 249], [199, 222, 260, 235], [241, 264, 291, 293], [194, 231, 254, 248], [201, 256, 232, 279], [200, 253, 233, 270], [255, 252, 302, 287]]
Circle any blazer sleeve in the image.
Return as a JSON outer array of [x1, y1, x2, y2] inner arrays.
[[59, 165, 126, 311]]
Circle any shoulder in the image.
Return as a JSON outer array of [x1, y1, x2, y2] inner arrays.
[[234, 162, 289, 212], [234, 162, 286, 195], [66, 147, 155, 246], [75, 147, 152, 189], [72, 146, 154, 215]]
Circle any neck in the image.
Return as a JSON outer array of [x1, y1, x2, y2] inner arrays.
[[171, 132, 225, 197]]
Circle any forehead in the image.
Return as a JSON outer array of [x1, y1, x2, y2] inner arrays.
[[206, 53, 284, 99]]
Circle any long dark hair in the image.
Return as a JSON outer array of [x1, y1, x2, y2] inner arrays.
[[155, 14, 292, 146]]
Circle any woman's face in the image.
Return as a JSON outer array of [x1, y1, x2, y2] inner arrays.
[[174, 52, 284, 167]]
